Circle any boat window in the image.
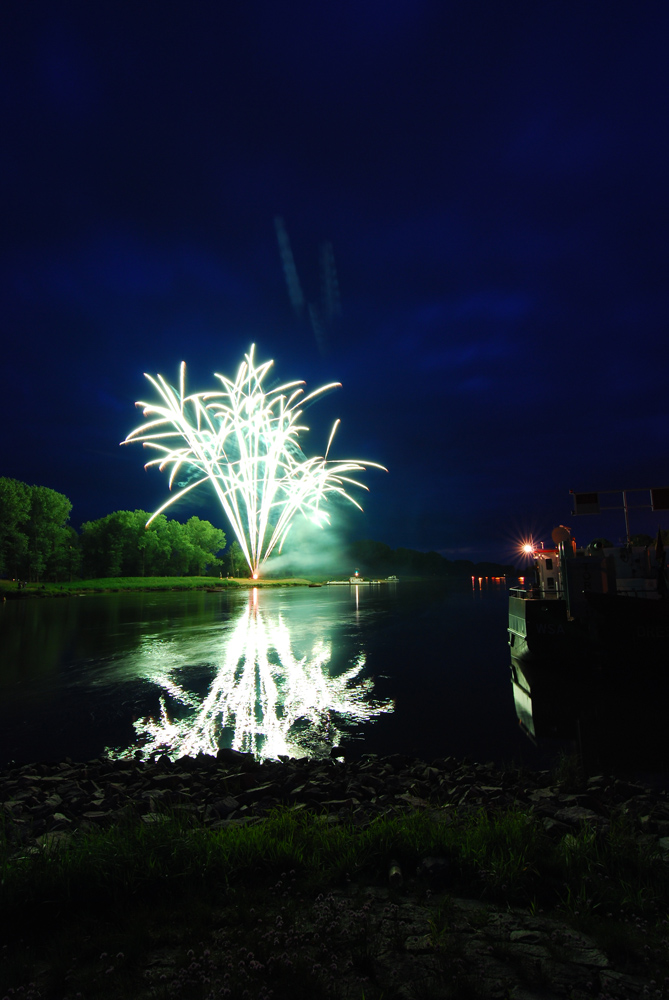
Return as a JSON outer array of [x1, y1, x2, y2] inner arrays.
[[546, 577, 555, 589], [546, 559, 553, 570]]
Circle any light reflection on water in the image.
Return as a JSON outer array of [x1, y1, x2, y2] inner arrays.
[[0, 582, 534, 768], [106, 587, 393, 762]]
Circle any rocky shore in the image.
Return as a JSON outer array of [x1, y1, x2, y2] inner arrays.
[[2, 747, 669, 853], [3, 750, 669, 999]]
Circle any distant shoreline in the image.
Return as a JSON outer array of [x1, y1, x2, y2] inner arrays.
[[0, 576, 315, 599], [1, 573, 515, 600]]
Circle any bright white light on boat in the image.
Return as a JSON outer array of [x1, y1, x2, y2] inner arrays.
[[517, 536, 536, 558]]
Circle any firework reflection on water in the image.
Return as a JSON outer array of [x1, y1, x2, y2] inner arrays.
[[107, 587, 394, 762]]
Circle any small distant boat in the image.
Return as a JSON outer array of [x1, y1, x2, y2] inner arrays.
[[325, 573, 400, 586]]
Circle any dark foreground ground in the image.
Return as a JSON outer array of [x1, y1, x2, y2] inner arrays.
[[2, 749, 669, 999]]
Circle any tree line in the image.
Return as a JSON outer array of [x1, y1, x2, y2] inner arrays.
[[79, 510, 227, 579], [0, 476, 515, 583], [346, 539, 515, 579], [0, 477, 230, 582]]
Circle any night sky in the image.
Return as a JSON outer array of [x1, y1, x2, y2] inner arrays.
[[3, 3, 668, 565]]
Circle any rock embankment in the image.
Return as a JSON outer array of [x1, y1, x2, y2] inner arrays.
[[4, 750, 669, 998], [2, 748, 669, 853]]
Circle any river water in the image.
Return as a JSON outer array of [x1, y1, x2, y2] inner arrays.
[[0, 581, 552, 768]]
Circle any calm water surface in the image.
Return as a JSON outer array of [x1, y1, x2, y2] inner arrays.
[[0, 582, 549, 767]]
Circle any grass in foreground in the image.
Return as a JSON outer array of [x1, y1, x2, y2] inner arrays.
[[2, 804, 669, 997]]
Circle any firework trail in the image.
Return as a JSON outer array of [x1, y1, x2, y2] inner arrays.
[[274, 217, 341, 355], [274, 215, 305, 315], [320, 240, 341, 324]]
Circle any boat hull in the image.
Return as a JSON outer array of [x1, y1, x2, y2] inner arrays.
[[509, 592, 669, 681]]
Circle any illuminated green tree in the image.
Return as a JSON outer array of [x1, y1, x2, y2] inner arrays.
[[184, 516, 226, 575], [0, 477, 30, 577], [0, 478, 73, 581], [26, 485, 73, 582], [80, 510, 225, 578], [225, 540, 246, 577]]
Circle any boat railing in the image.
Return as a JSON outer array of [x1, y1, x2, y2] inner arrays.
[[509, 586, 565, 600], [511, 585, 660, 602], [614, 588, 661, 599]]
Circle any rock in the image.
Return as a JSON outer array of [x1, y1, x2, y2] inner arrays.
[[211, 815, 262, 829], [388, 860, 402, 887], [210, 795, 240, 817], [542, 817, 572, 836], [216, 747, 258, 769], [1, 751, 667, 898], [36, 830, 72, 849], [554, 805, 600, 825], [509, 930, 542, 943], [570, 946, 609, 967], [403, 933, 434, 952]]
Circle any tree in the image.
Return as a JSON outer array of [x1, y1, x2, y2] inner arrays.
[[79, 510, 225, 578], [80, 510, 167, 577], [25, 485, 73, 582], [164, 519, 192, 575], [80, 511, 134, 578], [184, 516, 226, 575], [0, 477, 30, 577], [225, 540, 246, 577], [50, 525, 82, 581], [136, 513, 171, 576], [349, 540, 393, 575], [422, 550, 447, 576], [587, 537, 613, 551], [0, 478, 73, 581]]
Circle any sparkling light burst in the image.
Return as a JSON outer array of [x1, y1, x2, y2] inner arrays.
[[124, 346, 385, 576], [106, 588, 394, 762]]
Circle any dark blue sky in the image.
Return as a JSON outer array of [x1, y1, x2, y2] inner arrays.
[[3, 2, 668, 564]]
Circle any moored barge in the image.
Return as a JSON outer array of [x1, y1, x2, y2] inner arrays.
[[509, 524, 669, 742]]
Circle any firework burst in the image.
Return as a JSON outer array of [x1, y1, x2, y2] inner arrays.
[[124, 346, 385, 576]]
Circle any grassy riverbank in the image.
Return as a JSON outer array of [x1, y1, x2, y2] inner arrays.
[[0, 575, 316, 598], [3, 797, 669, 998]]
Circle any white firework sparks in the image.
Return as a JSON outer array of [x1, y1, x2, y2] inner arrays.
[[124, 346, 385, 576], [107, 588, 394, 762]]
